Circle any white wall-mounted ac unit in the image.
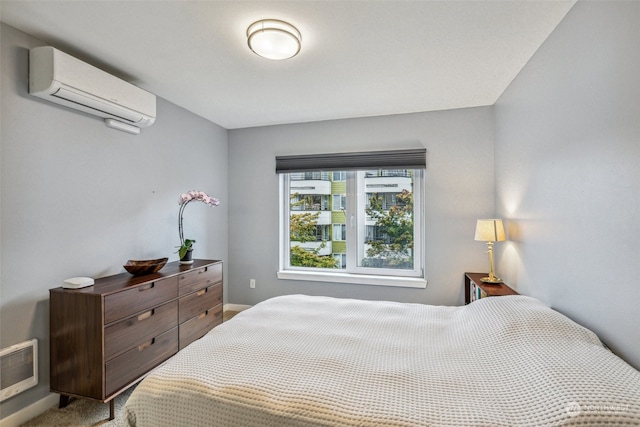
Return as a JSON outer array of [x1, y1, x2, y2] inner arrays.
[[29, 46, 156, 134]]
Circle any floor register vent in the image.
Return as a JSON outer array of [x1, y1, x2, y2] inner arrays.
[[0, 339, 38, 402]]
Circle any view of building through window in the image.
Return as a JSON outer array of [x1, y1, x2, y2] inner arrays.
[[286, 169, 420, 275]]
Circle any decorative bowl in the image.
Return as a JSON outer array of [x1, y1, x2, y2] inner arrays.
[[123, 257, 168, 276]]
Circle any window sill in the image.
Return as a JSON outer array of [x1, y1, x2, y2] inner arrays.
[[277, 270, 427, 288]]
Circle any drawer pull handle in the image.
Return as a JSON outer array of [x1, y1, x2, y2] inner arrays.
[[138, 338, 155, 351], [139, 283, 155, 292], [137, 310, 154, 321], [198, 311, 207, 319], [196, 289, 206, 296]]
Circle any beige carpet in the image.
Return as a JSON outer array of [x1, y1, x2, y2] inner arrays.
[[21, 387, 134, 427], [223, 310, 240, 321], [22, 311, 241, 426]]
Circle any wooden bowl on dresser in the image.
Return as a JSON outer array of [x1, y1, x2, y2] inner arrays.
[[123, 257, 168, 276]]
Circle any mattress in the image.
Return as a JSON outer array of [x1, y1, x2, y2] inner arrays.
[[124, 294, 640, 426]]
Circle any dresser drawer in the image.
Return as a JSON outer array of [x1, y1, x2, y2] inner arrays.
[[179, 283, 222, 324], [179, 304, 223, 350], [105, 300, 178, 361], [178, 263, 222, 296], [105, 327, 178, 396], [104, 276, 178, 324]]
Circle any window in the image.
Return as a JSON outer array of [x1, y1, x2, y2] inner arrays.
[[332, 194, 346, 211], [333, 253, 347, 268], [276, 149, 426, 288], [332, 171, 346, 181]]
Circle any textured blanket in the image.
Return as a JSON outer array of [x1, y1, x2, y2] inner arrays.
[[125, 294, 640, 426]]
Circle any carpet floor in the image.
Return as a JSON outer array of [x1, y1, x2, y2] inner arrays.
[[22, 311, 241, 426], [21, 387, 134, 427]]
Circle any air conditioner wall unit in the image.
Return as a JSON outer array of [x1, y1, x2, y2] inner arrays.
[[29, 46, 156, 132]]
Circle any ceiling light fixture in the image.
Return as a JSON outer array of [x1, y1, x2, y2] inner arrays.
[[247, 19, 301, 60]]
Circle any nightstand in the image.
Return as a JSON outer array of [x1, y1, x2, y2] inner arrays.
[[464, 272, 518, 304]]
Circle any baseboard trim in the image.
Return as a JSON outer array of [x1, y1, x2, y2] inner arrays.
[[0, 393, 58, 427], [223, 303, 251, 312]]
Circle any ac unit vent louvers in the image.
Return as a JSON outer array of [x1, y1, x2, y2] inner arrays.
[[52, 87, 144, 124]]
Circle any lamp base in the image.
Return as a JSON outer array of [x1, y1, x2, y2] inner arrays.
[[481, 276, 503, 284]]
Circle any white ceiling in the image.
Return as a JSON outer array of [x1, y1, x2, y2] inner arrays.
[[0, 1, 575, 130]]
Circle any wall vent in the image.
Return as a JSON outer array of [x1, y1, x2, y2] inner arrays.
[[0, 339, 38, 402]]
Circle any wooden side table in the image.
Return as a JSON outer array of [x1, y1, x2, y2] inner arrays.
[[464, 272, 518, 304]]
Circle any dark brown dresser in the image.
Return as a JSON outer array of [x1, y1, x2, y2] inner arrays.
[[49, 259, 223, 419]]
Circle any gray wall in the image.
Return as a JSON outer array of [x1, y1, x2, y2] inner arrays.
[[0, 23, 228, 418], [494, 1, 640, 368], [228, 107, 495, 306], [5, 0, 639, 419]]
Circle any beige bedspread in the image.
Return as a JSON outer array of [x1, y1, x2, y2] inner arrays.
[[124, 294, 640, 426]]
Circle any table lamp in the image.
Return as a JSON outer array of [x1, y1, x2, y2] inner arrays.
[[474, 219, 506, 283]]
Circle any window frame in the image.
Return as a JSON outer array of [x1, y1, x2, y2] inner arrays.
[[278, 170, 426, 288]]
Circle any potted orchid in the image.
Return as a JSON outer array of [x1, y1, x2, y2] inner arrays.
[[178, 190, 220, 264]]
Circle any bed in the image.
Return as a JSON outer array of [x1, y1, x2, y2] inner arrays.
[[124, 294, 640, 426]]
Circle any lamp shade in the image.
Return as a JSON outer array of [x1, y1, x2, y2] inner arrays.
[[247, 19, 301, 60], [474, 219, 506, 242]]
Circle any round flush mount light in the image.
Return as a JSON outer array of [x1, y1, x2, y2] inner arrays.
[[247, 19, 301, 60]]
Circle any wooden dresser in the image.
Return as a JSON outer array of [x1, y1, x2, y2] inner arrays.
[[49, 259, 223, 419]]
